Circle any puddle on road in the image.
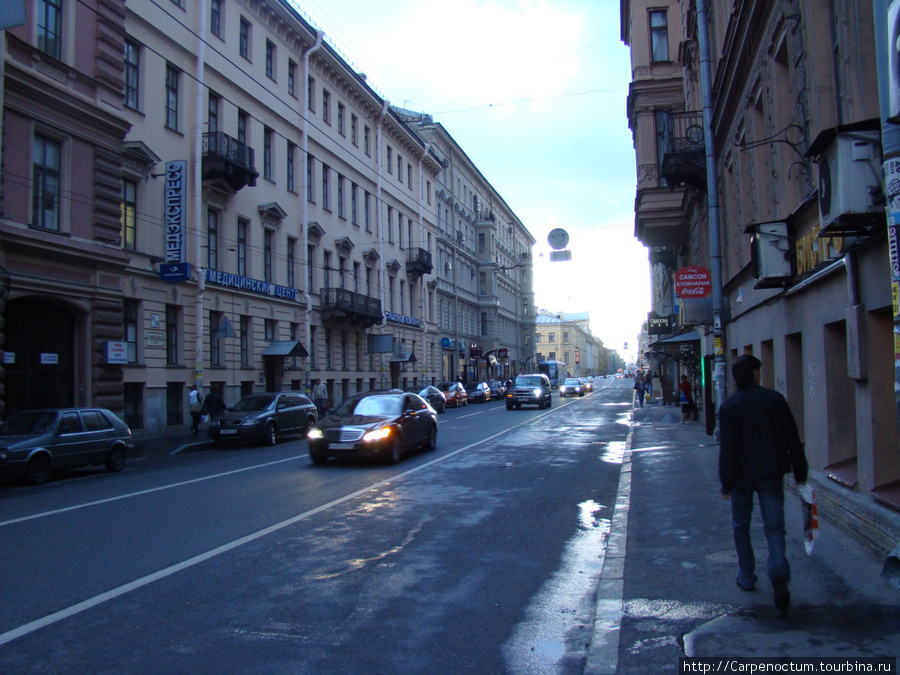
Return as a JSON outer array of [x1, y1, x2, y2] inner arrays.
[[503, 500, 612, 674]]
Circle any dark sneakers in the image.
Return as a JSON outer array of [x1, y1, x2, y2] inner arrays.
[[736, 577, 755, 592], [773, 580, 790, 611]]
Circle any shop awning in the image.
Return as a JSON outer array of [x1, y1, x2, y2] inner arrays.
[[262, 340, 308, 358], [653, 330, 700, 344]]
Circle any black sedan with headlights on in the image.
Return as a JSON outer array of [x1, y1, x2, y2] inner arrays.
[[208, 392, 318, 447], [306, 390, 438, 465]]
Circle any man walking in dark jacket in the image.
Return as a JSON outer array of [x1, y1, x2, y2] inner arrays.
[[719, 355, 808, 612]]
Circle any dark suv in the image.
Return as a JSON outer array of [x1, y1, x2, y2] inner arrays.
[[505, 374, 552, 410]]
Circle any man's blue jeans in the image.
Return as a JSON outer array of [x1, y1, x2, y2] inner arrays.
[[730, 476, 789, 589]]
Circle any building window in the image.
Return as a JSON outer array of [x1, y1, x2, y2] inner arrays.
[[207, 208, 218, 270], [237, 109, 248, 144], [208, 93, 219, 133], [478, 232, 485, 253], [397, 155, 403, 182], [287, 237, 296, 288], [237, 218, 248, 276], [549, 332, 556, 343], [288, 60, 297, 97], [351, 114, 358, 145], [322, 89, 330, 123], [210, 0, 222, 37], [165, 64, 179, 130], [322, 164, 329, 210], [240, 316, 250, 367], [239, 17, 251, 60], [123, 383, 144, 430], [264, 229, 273, 282], [337, 175, 345, 218], [563, 332, 570, 343], [408, 164, 412, 190], [364, 192, 371, 231], [210, 311, 221, 366], [307, 76, 315, 111], [263, 127, 273, 180], [364, 126, 370, 155], [351, 184, 358, 225], [121, 179, 136, 250], [387, 147, 393, 174], [387, 207, 393, 242], [650, 10, 669, 62], [323, 251, 331, 288], [287, 141, 295, 192], [124, 39, 140, 109], [37, 0, 62, 59], [308, 245, 315, 292], [481, 312, 488, 336], [265, 39, 275, 79], [124, 300, 138, 363], [307, 155, 315, 202], [338, 103, 345, 135], [166, 304, 179, 365], [265, 319, 275, 342], [32, 135, 61, 231]]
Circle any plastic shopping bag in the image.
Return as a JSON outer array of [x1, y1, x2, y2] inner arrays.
[[799, 484, 818, 555]]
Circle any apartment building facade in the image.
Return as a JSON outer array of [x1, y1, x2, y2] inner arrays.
[[534, 310, 607, 377], [621, 0, 900, 553], [0, 0, 536, 433]]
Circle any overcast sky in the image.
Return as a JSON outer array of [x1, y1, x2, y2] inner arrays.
[[290, 0, 650, 361]]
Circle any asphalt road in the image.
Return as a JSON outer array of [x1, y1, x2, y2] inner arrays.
[[0, 378, 631, 674]]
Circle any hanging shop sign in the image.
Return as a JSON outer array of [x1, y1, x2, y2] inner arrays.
[[674, 265, 712, 298]]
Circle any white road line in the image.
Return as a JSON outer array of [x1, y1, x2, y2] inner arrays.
[[0, 427, 517, 646], [0, 457, 301, 528]]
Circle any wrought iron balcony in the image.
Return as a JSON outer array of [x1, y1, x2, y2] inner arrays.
[[202, 132, 259, 192], [405, 247, 433, 279], [659, 111, 706, 189], [320, 288, 382, 328]]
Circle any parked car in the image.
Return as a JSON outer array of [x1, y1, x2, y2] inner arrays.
[[505, 374, 552, 410], [465, 381, 491, 403], [580, 377, 594, 393], [417, 385, 447, 413], [0, 408, 135, 485], [559, 378, 585, 397], [208, 392, 318, 446], [437, 381, 468, 407], [307, 391, 438, 464], [487, 379, 506, 400]]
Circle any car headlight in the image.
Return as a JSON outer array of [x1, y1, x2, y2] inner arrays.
[[532, 388, 543, 396], [307, 428, 324, 440], [363, 427, 392, 443], [241, 418, 259, 426]]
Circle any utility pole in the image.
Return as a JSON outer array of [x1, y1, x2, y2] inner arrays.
[[874, 0, 900, 436], [696, 0, 727, 430]]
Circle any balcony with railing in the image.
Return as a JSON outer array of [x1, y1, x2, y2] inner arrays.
[[320, 288, 382, 328], [202, 132, 259, 192], [405, 247, 433, 280], [659, 111, 706, 189]]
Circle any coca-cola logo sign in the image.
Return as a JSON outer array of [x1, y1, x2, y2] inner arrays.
[[674, 265, 712, 299]]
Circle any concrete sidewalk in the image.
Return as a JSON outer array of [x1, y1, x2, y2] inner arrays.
[[587, 397, 900, 673]]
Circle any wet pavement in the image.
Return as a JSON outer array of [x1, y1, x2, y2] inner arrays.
[[585, 395, 900, 673]]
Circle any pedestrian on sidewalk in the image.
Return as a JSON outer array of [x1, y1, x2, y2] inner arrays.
[[644, 371, 653, 401], [679, 375, 695, 423], [201, 384, 228, 421], [312, 379, 328, 418], [633, 372, 645, 408], [719, 354, 808, 612], [188, 383, 203, 435]]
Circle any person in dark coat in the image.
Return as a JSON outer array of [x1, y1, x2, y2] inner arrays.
[[719, 355, 808, 612], [201, 384, 228, 420]]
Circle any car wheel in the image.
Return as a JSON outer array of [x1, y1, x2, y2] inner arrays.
[[423, 424, 437, 451], [263, 421, 277, 446], [547, 397, 552, 408], [25, 454, 51, 485], [538, 399, 545, 410], [506, 402, 513, 410], [105, 445, 126, 472], [309, 452, 328, 465], [385, 435, 402, 465]]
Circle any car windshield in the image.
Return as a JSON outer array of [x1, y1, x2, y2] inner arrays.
[[564, 379, 580, 385], [515, 376, 543, 387], [418, 388, 432, 397], [0, 411, 58, 435], [340, 395, 402, 417], [465, 384, 479, 392], [437, 383, 455, 392], [230, 394, 276, 412]]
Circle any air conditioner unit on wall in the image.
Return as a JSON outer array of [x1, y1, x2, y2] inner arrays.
[[748, 221, 792, 288], [817, 131, 883, 236]]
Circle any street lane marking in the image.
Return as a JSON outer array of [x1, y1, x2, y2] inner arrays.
[[0, 457, 301, 528], [0, 426, 517, 647]]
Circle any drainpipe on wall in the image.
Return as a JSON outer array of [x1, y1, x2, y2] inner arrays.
[[418, 143, 431, 384], [301, 30, 323, 393], [874, 0, 900, 584], [193, 0, 208, 390], [375, 100, 389, 386], [696, 0, 727, 432]]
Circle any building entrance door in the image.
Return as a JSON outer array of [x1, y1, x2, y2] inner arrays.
[[5, 298, 75, 412]]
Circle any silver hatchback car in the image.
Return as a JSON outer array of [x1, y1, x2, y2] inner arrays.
[[0, 408, 135, 485]]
